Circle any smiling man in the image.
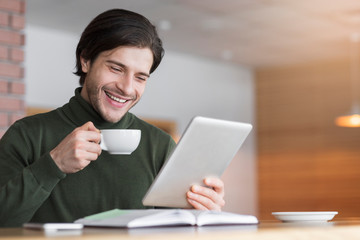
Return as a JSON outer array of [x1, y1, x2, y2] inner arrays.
[[80, 46, 152, 123], [0, 9, 225, 227]]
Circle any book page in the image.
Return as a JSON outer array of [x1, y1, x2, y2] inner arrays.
[[129, 209, 196, 228], [192, 210, 258, 226], [76, 209, 197, 228], [76, 209, 164, 227]]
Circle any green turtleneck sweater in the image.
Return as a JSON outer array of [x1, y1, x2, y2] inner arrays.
[[0, 88, 176, 227]]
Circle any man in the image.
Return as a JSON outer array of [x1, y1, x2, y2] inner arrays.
[[0, 9, 225, 227]]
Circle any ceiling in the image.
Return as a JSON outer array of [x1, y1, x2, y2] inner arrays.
[[26, 0, 360, 68]]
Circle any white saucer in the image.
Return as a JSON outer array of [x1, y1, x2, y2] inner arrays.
[[272, 211, 338, 222]]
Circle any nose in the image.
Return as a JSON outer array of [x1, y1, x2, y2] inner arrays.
[[116, 73, 133, 95]]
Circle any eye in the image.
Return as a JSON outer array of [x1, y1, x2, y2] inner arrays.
[[135, 74, 149, 82], [136, 76, 147, 81], [110, 66, 122, 72]]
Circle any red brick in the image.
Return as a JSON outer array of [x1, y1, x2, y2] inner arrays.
[[21, 34, 25, 45], [10, 81, 24, 94], [0, 112, 7, 127], [0, 0, 25, 133], [0, 0, 24, 13], [10, 112, 24, 124], [0, 62, 22, 78], [0, 79, 7, 93], [0, 45, 8, 60], [0, 11, 9, 26], [9, 47, 23, 62], [0, 29, 23, 45], [10, 14, 24, 30], [0, 96, 23, 111], [19, 0, 25, 14]]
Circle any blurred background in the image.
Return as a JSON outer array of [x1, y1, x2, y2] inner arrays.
[[1, 0, 360, 220]]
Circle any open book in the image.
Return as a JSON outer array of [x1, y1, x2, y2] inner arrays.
[[75, 209, 258, 228]]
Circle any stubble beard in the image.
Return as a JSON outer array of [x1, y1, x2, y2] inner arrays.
[[90, 88, 140, 123]]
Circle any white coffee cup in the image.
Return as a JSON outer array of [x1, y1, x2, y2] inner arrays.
[[100, 129, 141, 155]]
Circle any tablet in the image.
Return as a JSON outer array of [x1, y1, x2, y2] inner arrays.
[[142, 116, 252, 208]]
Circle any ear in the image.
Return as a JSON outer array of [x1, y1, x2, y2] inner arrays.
[[80, 57, 90, 73]]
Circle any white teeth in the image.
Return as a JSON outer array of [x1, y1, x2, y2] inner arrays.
[[106, 92, 127, 103]]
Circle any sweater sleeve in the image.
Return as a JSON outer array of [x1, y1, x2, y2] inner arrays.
[[0, 122, 66, 227]]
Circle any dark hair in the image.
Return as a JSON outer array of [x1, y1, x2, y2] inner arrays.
[[74, 9, 164, 85]]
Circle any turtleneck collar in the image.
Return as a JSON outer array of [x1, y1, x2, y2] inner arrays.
[[61, 87, 134, 129]]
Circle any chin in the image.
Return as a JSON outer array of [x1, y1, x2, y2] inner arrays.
[[102, 113, 126, 123], [97, 102, 134, 123]]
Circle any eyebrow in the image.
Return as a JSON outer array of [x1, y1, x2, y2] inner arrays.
[[106, 60, 150, 78]]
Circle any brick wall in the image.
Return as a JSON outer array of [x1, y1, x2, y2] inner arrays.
[[0, 0, 25, 138]]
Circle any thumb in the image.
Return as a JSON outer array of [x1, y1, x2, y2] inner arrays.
[[81, 121, 100, 133]]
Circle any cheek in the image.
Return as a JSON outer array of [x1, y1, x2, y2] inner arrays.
[[135, 82, 146, 96], [90, 71, 114, 88]]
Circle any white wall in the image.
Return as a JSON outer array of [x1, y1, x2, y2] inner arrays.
[[134, 51, 254, 133], [25, 25, 79, 107], [25, 25, 257, 216]]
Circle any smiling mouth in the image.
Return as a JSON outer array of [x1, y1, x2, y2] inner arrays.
[[105, 91, 128, 103]]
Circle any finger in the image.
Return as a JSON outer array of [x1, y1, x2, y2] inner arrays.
[[86, 131, 102, 145], [74, 147, 99, 162], [76, 122, 101, 144], [204, 177, 225, 197], [84, 151, 101, 161], [79, 121, 94, 130], [187, 191, 219, 211], [191, 185, 225, 208], [81, 121, 100, 133], [85, 141, 102, 157], [187, 198, 208, 210]]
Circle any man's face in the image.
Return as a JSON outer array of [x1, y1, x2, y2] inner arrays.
[[80, 46, 153, 123]]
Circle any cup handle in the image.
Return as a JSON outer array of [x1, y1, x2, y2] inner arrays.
[[99, 133, 107, 151]]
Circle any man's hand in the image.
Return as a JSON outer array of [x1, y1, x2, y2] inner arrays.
[[186, 177, 225, 211], [50, 121, 102, 173]]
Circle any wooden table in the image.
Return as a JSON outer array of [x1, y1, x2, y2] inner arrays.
[[1, 219, 360, 240]]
